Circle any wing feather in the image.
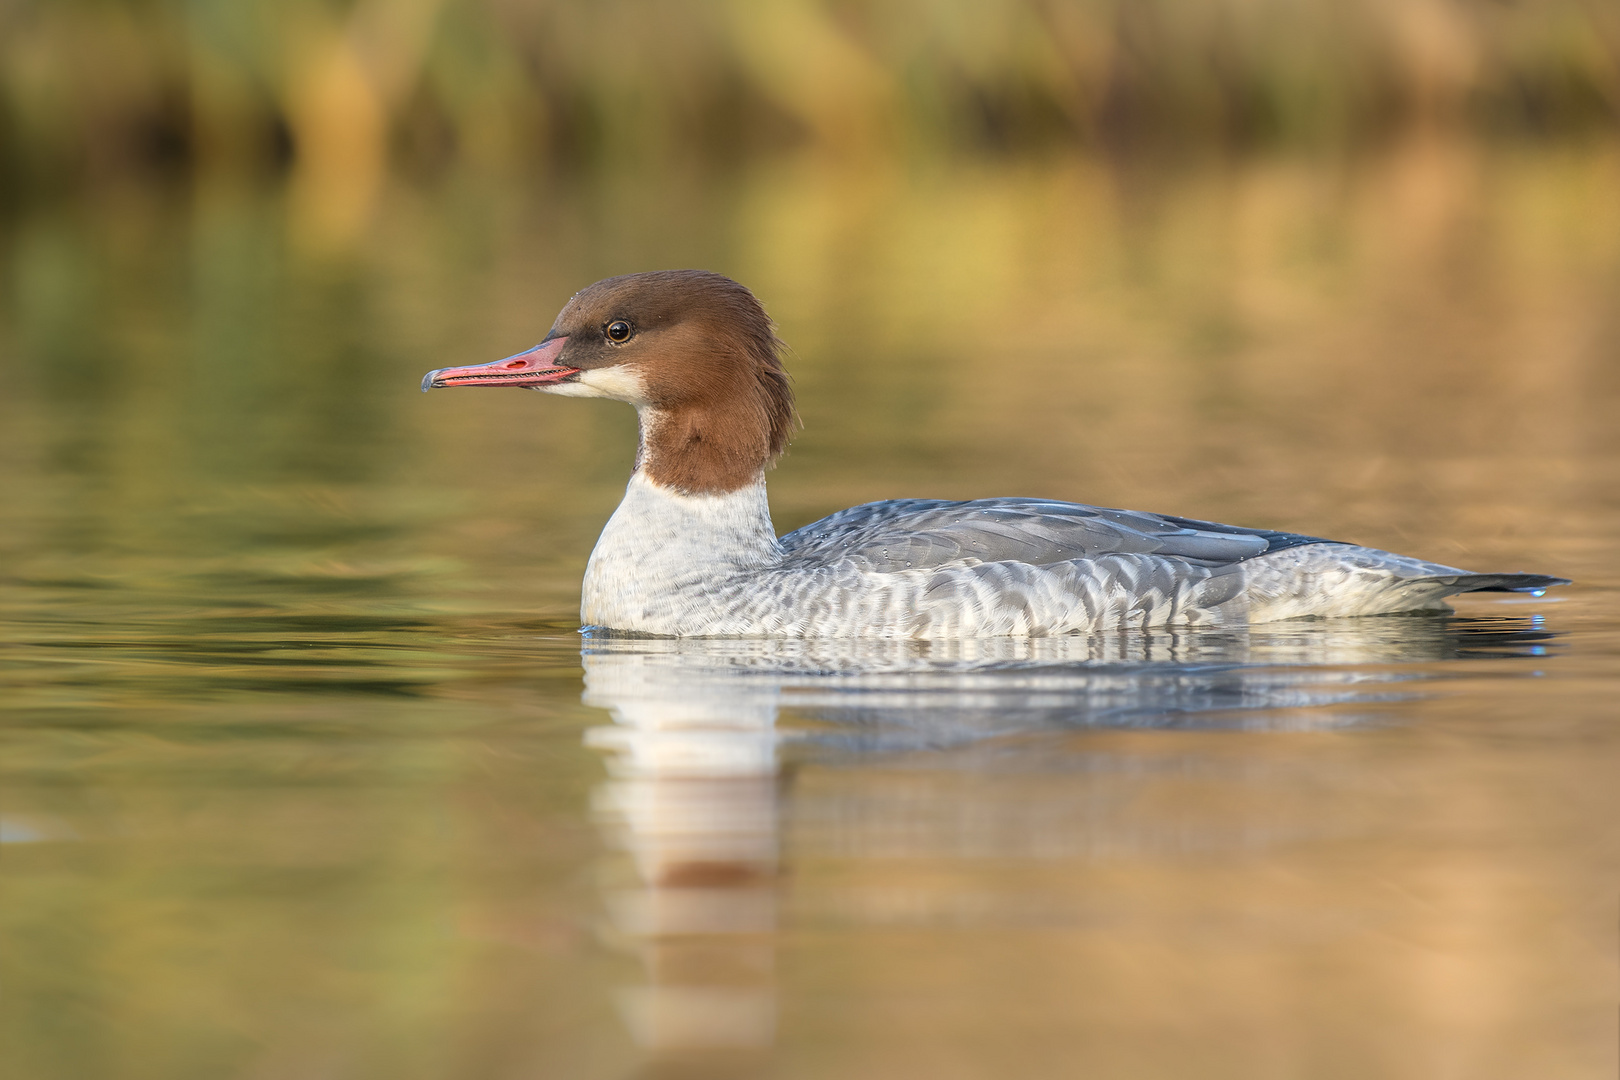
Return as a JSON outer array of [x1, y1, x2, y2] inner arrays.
[[779, 498, 1333, 572]]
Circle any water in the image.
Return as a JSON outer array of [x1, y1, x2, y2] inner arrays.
[[3, 141, 1618, 1078]]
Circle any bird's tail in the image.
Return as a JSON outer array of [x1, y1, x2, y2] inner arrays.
[[1417, 572, 1570, 595]]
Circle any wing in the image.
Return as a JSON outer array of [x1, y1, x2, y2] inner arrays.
[[778, 497, 1335, 572]]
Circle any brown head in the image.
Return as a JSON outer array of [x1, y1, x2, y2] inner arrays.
[[423, 270, 796, 495]]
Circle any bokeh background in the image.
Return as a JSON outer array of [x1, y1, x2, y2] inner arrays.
[[6, 0, 1620, 185], [3, 3, 1619, 1079]]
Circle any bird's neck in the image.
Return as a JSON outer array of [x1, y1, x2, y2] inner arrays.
[[635, 403, 776, 496]]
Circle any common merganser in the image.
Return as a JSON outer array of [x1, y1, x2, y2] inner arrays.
[[422, 270, 1568, 638]]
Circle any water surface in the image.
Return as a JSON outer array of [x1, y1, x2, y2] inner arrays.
[[3, 142, 1618, 1078]]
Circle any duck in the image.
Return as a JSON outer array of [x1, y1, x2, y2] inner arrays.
[[422, 270, 1568, 638]]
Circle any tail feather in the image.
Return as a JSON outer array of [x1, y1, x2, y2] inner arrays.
[[1240, 545, 1570, 621], [1420, 572, 1571, 595]]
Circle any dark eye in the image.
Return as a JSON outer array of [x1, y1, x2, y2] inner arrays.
[[605, 320, 633, 343]]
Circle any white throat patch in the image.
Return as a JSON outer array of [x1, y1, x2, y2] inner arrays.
[[542, 365, 651, 406]]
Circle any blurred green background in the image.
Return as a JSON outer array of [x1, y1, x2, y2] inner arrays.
[[3, 0, 1617, 194]]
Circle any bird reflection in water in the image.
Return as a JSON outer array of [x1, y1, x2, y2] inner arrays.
[[580, 614, 1555, 1052], [585, 641, 784, 1051]]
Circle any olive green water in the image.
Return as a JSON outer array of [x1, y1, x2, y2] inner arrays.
[[3, 141, 1618, 1079]]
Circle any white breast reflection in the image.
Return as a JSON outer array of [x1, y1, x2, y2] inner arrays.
[[580, 614, 1552, 1051]]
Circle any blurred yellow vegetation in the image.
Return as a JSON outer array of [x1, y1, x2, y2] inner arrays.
[[1, 0, 1616, 197]]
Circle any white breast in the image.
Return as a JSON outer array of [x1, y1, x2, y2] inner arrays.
[[581, 473, 783, 634]]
